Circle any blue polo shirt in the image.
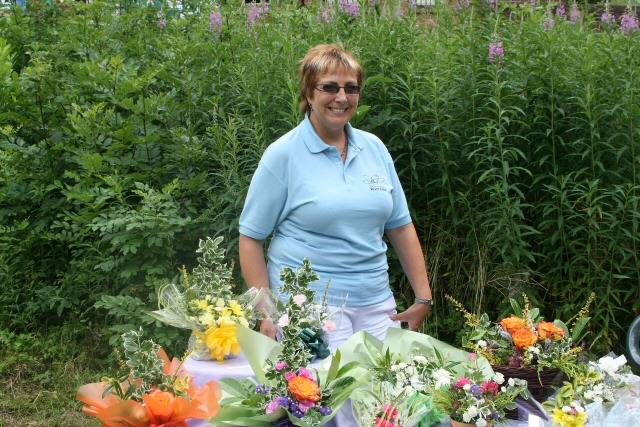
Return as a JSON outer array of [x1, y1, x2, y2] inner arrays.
[[239, 116, 412, 307]]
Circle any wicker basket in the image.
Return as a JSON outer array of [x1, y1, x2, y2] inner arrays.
[[492, 365, 564, 403]]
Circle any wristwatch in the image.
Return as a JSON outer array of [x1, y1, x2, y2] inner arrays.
[[414, 297, 434, 306]]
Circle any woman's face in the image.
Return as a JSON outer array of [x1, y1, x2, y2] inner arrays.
[[307, 67, 360, 137]]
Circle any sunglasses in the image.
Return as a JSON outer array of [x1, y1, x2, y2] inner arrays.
[[315, 83, 361, 95]]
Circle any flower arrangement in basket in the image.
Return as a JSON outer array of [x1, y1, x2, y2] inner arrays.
[[212, 260, 361, 426], [77, 329, 220, 426], [431, 359, 529, 427], [150, 236, 265, 361], [446, 293, 594, 402], [545, 354, 639, 427]]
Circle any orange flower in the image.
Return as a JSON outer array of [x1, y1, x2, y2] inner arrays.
[[512, 327, 538, 349], [500, 316, 527, 335], [537, 321, 565, 341], [287, 375, 321, 402], [144, 389, 176, 423]]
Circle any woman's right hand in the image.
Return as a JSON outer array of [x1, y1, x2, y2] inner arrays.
[[260, 318, 277, 340]]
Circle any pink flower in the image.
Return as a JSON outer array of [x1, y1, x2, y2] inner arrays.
[[454, 377, 472, 389], [275, 361, 288, 371], [468, 352, 478, 361], [284, 371, 296, 381], [322, 320, 337, 332], [488, 41, 505, 63], [293, 294, 307, 306], [382, 404, 400, 420], [277, 313, 289, 328], [298, 400, 316, 413], [266, 400, 279, 414], [481, 380, 500, 396], [298, 367, 315, 380]]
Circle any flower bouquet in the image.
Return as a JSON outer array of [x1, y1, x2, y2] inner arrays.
[[447, 293, 594, 401], [150, 236, 267, 361], [211, 260, 363, 426], [431, 360, 529, 427], [546, 354, 640, 426], [335, 327, 493, 427], [77, 329, 220, 426]]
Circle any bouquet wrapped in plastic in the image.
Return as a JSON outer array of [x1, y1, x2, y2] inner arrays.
[[77, 329, 220, 426], [150, 236, 270, 361]]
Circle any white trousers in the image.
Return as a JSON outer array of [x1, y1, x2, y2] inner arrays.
[[323, 296, 401, 427]]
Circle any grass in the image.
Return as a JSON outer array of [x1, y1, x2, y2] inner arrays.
[[0, 330, 102, 427]]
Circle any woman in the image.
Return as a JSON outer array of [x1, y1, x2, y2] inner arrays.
[[239, 43, 432, 350]]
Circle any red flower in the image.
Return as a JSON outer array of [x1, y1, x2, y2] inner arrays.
[[481, 380, 500, 396]]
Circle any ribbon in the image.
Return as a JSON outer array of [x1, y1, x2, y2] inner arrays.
[[298, 328, 331, 360]]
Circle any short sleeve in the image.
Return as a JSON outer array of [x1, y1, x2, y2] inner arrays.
[[239, 161, 288, 240], [384, 152, 412, 230]]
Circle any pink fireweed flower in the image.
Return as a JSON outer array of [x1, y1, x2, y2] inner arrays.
[[322, 319, 337, 332], [209, 11, 223, 32], [284, 371, 296, 381], [293, 294, 307, 306], [317, 8, 333, 23], [454, 377, 472, 388], [556, 3, 566, 18], [601, 11, 614, 24], [543, 15, 556, 31], [339, 0, 360, 17], [488, 41, 505, 63], [275, 361, 288, 371], [621, 13, 639, 34], [298, 367, 315, 380], [569, 2, 581, 22], [247, 3, 269, 28]]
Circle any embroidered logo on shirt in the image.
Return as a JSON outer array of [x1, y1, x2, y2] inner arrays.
[[363, 174, 392, 192]]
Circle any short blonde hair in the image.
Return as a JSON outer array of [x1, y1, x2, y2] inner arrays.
[[298, 44, 364, 114]]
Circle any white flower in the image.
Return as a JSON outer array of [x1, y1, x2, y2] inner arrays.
[[432, 368, 452, 388], [465, 406, 479, 419], [292, 294, 307, 306], [476, 418, 487, 427], [463, 383, 471, 391], [477, 339, 487, 348], [508, 378, 516, 387], [463, 412, 472, 423], [492, 372, 505, 384], [562, 405, 571, 413], [199, 311, 215, 326], [322, 319, 336, 332], [528, 346, 540, 355], [597, 355, 627, 375], [413, 355, 427, 364]]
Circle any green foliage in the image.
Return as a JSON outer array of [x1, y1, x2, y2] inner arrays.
[[0, 0, 639, 364]]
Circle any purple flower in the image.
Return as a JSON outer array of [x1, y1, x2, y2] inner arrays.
[[489, 0, 499, 11], [209, 10, 223, 32], [601, 11, 614, 24], [470, 384, 483, 397], [543, 15, 556, 31], [408, 0, 417, 8], [488, 41, 505, 63], [556, 3, 566, 18], [621, 13, 639, 35], [339, 0, 360, 17], [317, 8, 333, 23], [255, 384, 272, 394], [319, 406, 333, 416], [276, 395, 292, 409], [290, 402, 305, 418], [569, 2, 581, 22], [158, 16, 167, 29], [247, 3, 269, 28], [454, 0, 469, 10], [275, 361, 288, 371]]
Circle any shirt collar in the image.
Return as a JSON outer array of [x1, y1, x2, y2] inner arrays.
[[301, 114, 363, 153]]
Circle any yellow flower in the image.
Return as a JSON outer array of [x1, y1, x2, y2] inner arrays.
[[229, 300, 245, 317], [202, 319, 241, 362], [199, 311, 215, 327], [215, 298, 225, 309], [552, 408, 587, 427], [195, 299, 209, 310]]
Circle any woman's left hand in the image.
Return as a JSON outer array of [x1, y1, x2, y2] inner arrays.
[[391, 303, 431, 331]]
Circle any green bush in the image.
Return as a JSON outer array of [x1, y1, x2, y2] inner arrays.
[[1, 0, 638, 356]]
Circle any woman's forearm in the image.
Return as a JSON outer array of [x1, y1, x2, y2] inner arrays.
[[239, 234, 269, 290], [386, 223, 432, 300]]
